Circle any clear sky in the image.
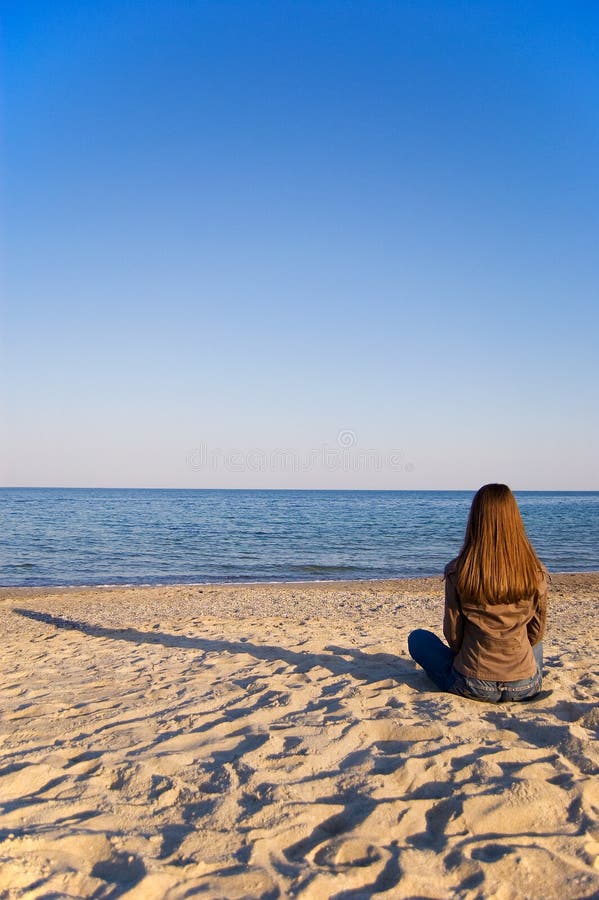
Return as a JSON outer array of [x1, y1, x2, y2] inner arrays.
[[1, 1, 598, 489]]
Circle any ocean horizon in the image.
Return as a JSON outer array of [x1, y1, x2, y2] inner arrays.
[[2, 487, 598, 588]]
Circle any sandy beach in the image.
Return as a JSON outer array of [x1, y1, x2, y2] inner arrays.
[[1, 573, 598, 899]]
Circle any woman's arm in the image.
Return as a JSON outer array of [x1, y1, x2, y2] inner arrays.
[[527, 571, 548, 646], [443, 568, 464, 652]]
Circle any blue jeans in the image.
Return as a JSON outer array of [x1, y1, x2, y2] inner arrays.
[[407, 629, 543, 703]]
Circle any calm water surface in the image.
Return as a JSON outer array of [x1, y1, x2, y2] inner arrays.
[[1, 489, 598, 587]]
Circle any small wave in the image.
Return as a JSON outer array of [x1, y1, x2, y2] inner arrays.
[[287, 564, 362, 573], [1, 563, 36, 570]]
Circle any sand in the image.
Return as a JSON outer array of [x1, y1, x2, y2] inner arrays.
[[1, 573, 598, 899]]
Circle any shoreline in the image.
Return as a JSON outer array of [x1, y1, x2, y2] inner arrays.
[[1, 569, 598, 601]]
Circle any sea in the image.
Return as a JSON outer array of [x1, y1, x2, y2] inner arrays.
[[1, 488, 598, 588]]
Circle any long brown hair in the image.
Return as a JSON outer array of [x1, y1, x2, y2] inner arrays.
[[455, 483, 545, 605]]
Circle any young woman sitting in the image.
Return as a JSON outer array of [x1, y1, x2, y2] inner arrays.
[[408, 483, 548, 703]]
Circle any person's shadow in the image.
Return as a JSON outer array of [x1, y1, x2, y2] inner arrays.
[[13, 608, 422, 686]]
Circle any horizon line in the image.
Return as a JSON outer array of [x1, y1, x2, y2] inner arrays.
[[2, 486, 598, 493]]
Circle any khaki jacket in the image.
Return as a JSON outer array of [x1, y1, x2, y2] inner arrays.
[[443, 558, 548, 681]]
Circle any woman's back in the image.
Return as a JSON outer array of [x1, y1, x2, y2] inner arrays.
[[408, 483, 548, 703], [443, 558, 547, 681]]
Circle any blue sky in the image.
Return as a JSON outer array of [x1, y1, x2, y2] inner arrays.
[[2, 1, 598, 488]]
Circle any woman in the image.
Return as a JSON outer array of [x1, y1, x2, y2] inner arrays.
[[408, 483, 548, 702]]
